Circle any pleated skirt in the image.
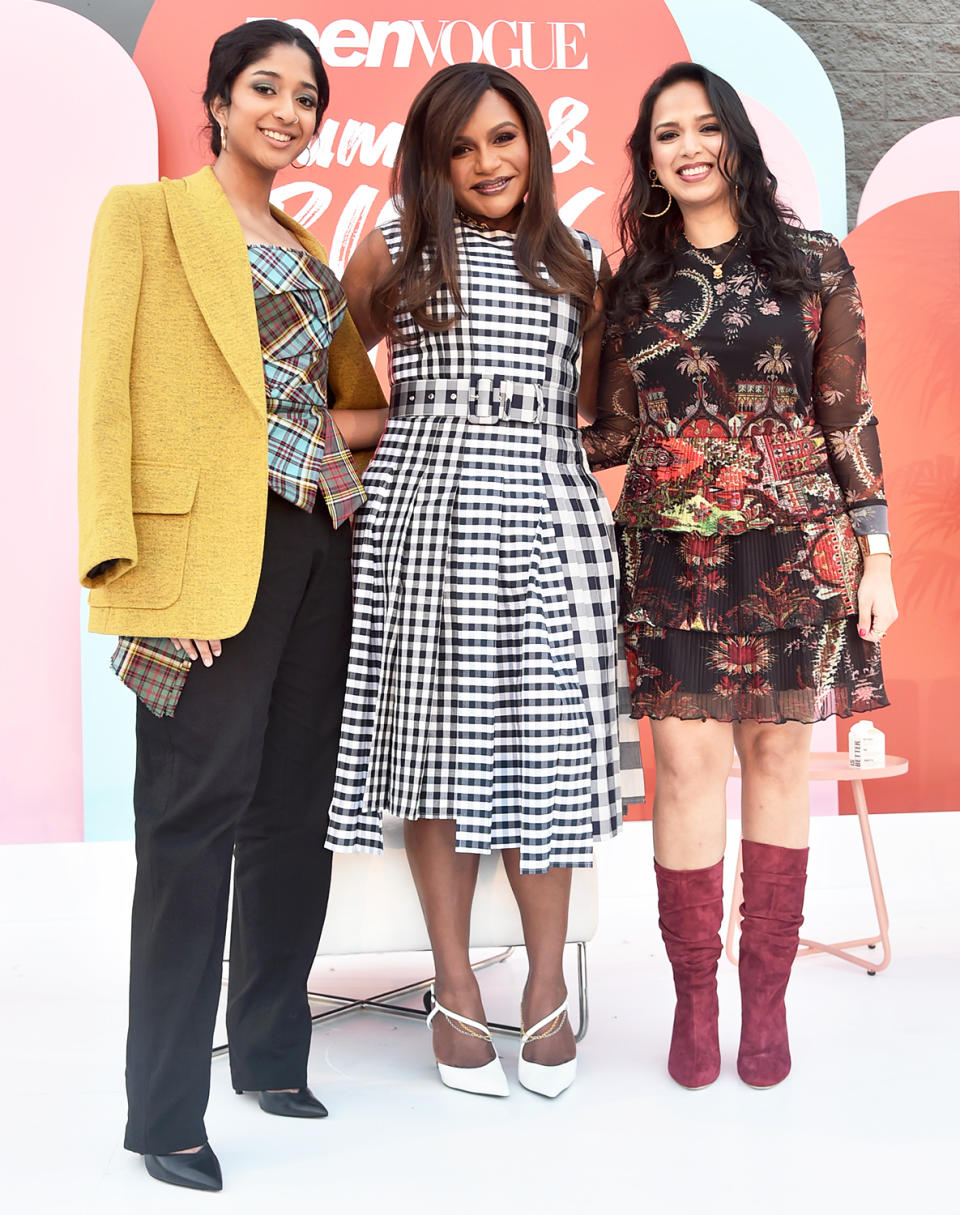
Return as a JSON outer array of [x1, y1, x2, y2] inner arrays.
[[327, 415, 621, 874], [619, 522, 888, 723]]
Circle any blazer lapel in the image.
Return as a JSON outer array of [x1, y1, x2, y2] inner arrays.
[[162, 167, 265, 419]]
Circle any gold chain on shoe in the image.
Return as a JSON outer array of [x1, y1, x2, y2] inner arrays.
[[521, 1008, 568, 1041], [438, 1011, 493, 1042]]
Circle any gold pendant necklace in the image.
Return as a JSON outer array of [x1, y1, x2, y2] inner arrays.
[[687, 232, 742, 279]]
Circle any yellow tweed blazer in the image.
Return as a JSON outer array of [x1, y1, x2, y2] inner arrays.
[[78, 166, 385, 640]]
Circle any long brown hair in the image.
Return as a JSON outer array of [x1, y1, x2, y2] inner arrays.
[[375, 63, 596, 337]]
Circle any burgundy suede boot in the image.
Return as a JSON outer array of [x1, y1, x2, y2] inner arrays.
[[737, 839, 809, 1088], [654, 858, 724, 1089]]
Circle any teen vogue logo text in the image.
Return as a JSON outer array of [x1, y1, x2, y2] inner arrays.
[[241, 15, 596, 276], [247, 17, 589, 70]]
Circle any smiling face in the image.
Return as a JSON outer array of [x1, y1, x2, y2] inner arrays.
[[212, 42, 320, 172], [449, 89, 530, 231], [648, 79, 733, 217]]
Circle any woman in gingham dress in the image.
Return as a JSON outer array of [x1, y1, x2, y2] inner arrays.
[[327, 65, 620, 1099]]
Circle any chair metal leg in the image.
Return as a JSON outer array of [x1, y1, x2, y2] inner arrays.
[[573, 940, 589, 1043], [304, 947, 517, 1033], [213, 942, 591, 1057]]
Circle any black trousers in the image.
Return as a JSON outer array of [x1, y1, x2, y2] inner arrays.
[[124, 493, 351, 1154]]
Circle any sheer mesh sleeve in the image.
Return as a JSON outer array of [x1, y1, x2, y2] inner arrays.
[[580, 325, 642, 470], [814, 239, 888, 534]]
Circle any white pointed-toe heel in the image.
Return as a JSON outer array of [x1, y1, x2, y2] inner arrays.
[[517, 1003, 577, 1098], [425, 987, 510, 1097]]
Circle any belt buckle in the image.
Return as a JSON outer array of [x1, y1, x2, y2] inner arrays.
[[470, 377, 500, 425], [506, 382, 543, 425], [525, 384, 545, 425]]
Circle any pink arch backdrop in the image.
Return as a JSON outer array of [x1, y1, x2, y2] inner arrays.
[[0, 0, 956, 842]]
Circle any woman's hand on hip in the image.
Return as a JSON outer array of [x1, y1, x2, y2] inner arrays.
[[171, 639, 222, 667], [857, 556, 897, 644]]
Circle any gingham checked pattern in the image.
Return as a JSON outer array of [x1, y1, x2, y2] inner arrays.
[[327, 221, 622, 874], [112, 245, 361, 718], [252, 244, 366, 525]]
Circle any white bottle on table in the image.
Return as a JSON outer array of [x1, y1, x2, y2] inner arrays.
[[849, 720, 885, 769]]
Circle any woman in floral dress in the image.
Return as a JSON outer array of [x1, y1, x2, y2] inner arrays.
[[582, 62, 897, 1089]]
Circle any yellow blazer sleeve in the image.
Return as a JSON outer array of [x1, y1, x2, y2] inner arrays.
[[78, 188, 141, 588], [327, 305, 387, 474], [327, 305, 385, 412]]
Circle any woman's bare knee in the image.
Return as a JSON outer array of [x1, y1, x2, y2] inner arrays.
[[735, 722, 810, 789], [652, 718, 733, 809]]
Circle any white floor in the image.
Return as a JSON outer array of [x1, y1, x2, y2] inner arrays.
[[2, 813, 958, 1214]]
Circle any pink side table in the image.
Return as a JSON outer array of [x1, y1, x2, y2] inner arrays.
[[725, 752, 908, 975]]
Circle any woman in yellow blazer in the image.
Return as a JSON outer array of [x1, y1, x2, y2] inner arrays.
[[78, 21, 386, 1192]]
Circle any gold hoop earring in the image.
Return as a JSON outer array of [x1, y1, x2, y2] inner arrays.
[[641, 168, 672, 218]]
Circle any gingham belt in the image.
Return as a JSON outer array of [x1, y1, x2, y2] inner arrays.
[[389, 377, 576, 427]]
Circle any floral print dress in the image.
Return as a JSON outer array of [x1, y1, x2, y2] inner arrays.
[[582, 230, 888, 723]]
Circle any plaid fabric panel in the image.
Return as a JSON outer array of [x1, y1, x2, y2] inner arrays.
[[111, 636, 191, 717], [251, 244, 367, 526], [265, 402, 367, 527], [310, 413, 371, 526]]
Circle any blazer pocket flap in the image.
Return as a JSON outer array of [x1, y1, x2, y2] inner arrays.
[[131, 463, 200, 514]]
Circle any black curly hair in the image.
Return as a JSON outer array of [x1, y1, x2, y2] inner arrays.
[[202, 19, 329, 156], [608, 61, 818, 322]]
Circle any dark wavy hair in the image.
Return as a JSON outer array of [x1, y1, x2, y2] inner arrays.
[[202, 19, 329, 156], [608, 61, 818, 322], [375, 63, 596, 338]]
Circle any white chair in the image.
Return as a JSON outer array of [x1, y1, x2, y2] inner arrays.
[[305, 813, 599, 1042]]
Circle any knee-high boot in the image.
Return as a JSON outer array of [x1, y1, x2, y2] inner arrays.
[[737, 839, 808, 1088], [654, 858, 724, 1089]]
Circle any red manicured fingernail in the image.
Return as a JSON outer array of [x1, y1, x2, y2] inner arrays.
[[858, 628, 866, 637]]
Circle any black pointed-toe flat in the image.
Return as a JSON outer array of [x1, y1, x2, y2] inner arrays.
[[143, 1142, 223, 1191]]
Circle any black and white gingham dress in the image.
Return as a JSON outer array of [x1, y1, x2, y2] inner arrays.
[[326, 219, 621, 874]]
